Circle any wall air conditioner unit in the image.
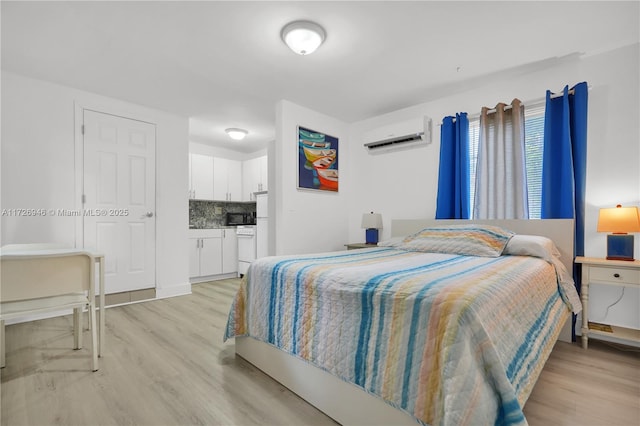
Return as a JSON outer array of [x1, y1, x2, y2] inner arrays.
[[363, 116, 432, 154]]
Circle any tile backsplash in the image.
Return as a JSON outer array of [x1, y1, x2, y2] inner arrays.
[[189, 200, 256, 229]]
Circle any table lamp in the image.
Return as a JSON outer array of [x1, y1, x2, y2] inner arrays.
[[361, 212, 382, 244], [597, 204, 640, 261]]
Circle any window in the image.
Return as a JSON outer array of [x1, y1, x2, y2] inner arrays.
[[468, 103, 545, 219]]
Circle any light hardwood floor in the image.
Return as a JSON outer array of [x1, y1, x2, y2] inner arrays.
[[1, 278, 638, 426]]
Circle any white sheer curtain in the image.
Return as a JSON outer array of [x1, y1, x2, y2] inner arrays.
[[473, 99, 529, 219]]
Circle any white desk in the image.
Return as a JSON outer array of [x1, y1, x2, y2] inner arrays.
[[1, 247, 105, 357]]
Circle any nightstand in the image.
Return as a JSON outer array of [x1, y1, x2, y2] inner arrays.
[[345, 243, 377, 250], [575, 256, 640, 349]]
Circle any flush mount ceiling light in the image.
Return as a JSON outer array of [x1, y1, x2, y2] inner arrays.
[[281, 20, 326, 55], [225, 128, 248, 140]]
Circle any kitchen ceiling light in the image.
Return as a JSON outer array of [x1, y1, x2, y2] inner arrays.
[[225, 128, 248, 140], [281, 20, 326, 55]]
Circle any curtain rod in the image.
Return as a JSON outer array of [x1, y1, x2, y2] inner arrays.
[[443, 85, 591, 124]]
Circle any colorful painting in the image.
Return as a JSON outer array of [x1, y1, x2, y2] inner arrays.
[[297, 126, 339, 192]]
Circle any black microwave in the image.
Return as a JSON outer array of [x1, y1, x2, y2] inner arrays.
[[226, 212, 255, 226]]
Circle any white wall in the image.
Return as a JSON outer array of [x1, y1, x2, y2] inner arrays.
[[274, 100, 350, 255], [347, 43, 639, 329], [1, 71, 190, 298]]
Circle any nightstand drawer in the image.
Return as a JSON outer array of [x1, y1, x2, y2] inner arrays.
[[590, 266, 640, 285]]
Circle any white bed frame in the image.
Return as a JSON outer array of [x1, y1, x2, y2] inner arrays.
[[235, 219, 575, 425]]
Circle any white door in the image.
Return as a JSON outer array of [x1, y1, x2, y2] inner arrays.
[[199, 237, 223, 276], [256, 218, 269, 258], [189, 238, 200, 278], [226, 160, 242, 201], [222, 229, 238, 274], [83, 109, 156, 294], [259, 155, 268, 191], [190, 153, 214, 200]]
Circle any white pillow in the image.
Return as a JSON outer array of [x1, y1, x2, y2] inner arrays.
[[398, 224, 515, 257], [503, 234, 561, 263]]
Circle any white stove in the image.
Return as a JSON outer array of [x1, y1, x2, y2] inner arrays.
[[236, 225, 256, 277]]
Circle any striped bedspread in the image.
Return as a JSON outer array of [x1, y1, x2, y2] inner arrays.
[[224, 248, 573, 426]]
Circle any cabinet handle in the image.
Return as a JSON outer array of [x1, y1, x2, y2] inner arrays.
[[614, 273, 620, 278]]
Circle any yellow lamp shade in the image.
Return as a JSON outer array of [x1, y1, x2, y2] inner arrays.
[[597, 205, 640, 234]]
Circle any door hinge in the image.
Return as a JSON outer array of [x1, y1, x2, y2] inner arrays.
[[81, 124, 85, 135], [81, 194, 86, 204]]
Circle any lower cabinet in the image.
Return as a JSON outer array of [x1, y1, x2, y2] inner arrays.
[[189, 230, 223, 278], [189, 229, 237, 280], [222, 229, 238, 274]]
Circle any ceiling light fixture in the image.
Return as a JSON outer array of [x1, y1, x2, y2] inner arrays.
[[225, 128, 248, 140], [281, 20, 326, 55]]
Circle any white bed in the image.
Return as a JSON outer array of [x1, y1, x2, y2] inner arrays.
[[232, 219, 575, 425]]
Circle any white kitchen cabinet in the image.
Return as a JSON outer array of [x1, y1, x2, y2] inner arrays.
[[188, 236, 200, 277], [189, 153, 214, 200], [259, 155, 268, 192], [242, 155, 268, 201], [189, 229, 223, 278], [213, 157, 242, 201], [189, 229, 237, 279], [222, 228, 238, 274]]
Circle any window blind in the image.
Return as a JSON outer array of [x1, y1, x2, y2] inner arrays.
[[467, 102, 545, 219]]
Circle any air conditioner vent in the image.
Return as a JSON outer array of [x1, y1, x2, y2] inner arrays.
[[363, 116, 432, 154], [364, 133, 424, 149]]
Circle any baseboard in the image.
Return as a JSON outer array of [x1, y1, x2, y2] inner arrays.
[[189, 272, 238, 284], [155, 283, 192, 299], [103, 288, 156, 306]]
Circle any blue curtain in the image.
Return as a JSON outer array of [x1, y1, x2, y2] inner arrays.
[[541, 82, 588, 340], [436, 113, 470, 219]]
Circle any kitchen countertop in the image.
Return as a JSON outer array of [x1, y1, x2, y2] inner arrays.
[[189, 225, 237, 229]]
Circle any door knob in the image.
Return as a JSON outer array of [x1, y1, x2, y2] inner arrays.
[[145, 212, 154, 218]]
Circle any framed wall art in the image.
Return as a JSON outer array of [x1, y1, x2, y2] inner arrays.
[[297, 126, 339, 192]]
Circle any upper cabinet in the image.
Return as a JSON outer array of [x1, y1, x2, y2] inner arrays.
[[242, 155, 268, 201], [189, 153, 214, 200], [213, 157, 242, 201], [189, 152, 267, 202]]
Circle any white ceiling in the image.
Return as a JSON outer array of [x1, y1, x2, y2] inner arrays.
[[2, 1, 638, 153]]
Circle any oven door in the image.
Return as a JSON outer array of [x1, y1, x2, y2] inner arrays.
[[236, 226, 256, 277]]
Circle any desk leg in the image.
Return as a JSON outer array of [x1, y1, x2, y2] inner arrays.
[[581, 270, 589, 349], [99, 257, 105, 357], [1, 320, 5, 368]]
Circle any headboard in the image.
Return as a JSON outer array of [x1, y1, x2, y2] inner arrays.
[[391, 219, 575, 272]]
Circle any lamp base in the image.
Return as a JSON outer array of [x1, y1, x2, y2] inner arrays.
[[365, 228, 379, 245], [606, 234, 635, 261]]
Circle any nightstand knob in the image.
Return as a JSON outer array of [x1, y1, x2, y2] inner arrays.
[[614, 273, 620, 278]]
